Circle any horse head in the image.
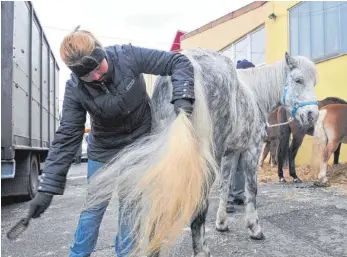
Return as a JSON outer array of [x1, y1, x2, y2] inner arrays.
[[282, 52, 319, 127]]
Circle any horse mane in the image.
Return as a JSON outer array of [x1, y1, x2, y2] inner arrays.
[[236, 55, 317, 116], [271, 102, 282, 112], [236, 60, 285, 115]]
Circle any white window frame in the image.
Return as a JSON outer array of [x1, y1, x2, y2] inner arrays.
[[288, 1, 347, 62], [220, 25, 266, 67]]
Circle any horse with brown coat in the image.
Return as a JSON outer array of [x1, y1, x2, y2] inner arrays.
[[259, 97, 346, 182], [312, 104, 347, 183]]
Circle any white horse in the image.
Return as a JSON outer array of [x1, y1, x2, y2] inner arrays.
[[85, 49, 319, 257]]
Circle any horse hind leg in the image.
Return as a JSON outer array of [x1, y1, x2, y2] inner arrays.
[[270, 138, 279, 167], [277, 124, 290, 182], [241, 144, 265, 240], [215, 149, 240, 232], [146, 206, 212, 257], [148, 251, 160, 257], [190, 200, 210, 257], [147, 203, 211, 257], [318, 141, 340, 183], [333, 143, 342, 165], [288, 134, 304, 183], [258, 141, 270, 167]]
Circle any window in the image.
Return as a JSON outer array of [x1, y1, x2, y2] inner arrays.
[[220, 26, 266, 66], [289, 1, 347, 62]]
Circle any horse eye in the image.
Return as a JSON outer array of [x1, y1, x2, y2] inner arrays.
[[295, 78, 303, 84]]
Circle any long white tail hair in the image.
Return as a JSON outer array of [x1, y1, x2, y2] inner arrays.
[[85, 56, 219, 256]]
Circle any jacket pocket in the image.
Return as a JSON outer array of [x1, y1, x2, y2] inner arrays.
[[122, 77, 146, 113]]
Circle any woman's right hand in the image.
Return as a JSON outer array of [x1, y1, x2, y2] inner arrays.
[[28, 192, 54, 219]]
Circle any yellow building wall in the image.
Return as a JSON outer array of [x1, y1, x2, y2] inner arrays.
[[181, 1, 347, 165], [265, 1, 299, 63], [181, 3, 268, 51]]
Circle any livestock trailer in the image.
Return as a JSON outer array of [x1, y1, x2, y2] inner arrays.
[[1, 1, 60, 199]]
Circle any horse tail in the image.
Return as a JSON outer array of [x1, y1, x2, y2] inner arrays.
[[311, 109, 328, 172], [85, 57, 218, 256]]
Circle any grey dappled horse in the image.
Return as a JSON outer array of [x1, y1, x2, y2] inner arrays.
[[86, 49, 319, 257]]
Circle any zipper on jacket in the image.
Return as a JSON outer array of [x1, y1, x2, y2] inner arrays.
[[101, 80, 131, 115], [100, 82, 110, 94]]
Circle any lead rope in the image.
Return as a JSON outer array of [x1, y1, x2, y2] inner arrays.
[[266, 116, 294, 128], [257, 103, 294, 129]]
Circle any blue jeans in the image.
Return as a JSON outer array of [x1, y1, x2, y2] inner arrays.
[[69, 160, 134, 257], [228, 166, 245, 203]]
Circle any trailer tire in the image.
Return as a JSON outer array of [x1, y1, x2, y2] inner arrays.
[[2, 152, 39, 199], [27, 154, 39, 200]]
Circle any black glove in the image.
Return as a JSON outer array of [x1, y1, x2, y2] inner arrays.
[[28, 192, 53, 219], [173, 99, 193, 116]]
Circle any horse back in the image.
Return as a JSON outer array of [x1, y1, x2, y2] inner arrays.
[[320, 104, 347, 142], [318, 97, 347, 108]]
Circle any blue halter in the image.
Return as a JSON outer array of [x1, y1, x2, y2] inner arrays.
[[282, 86, 318, 117]]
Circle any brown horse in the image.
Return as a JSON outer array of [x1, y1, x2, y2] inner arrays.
[[259, 97, 346, 182], [312, 104, 347, 183], [259, 107, 280, 167]]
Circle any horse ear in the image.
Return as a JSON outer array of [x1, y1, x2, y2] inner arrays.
[[285, 52, 298, 70]]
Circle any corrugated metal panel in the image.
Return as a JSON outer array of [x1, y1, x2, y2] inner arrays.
[[31, 19, 41, 144], [54, 67, 60, 130], [2, 1, 60, 155], [49, 54, 55, 143], [12, 1, 30, 141], [1, 2, 15, 159], [42, 41, 49, 144]]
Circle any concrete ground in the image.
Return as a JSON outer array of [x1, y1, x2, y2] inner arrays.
[[2, 163, 347, 257]]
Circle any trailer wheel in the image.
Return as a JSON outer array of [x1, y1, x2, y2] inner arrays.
[[27, 154, 39, 200]]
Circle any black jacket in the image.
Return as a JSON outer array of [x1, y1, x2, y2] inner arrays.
[[38, 44, 195, 195]]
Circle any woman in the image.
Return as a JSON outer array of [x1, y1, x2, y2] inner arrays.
[[27, 27, 195, 257]]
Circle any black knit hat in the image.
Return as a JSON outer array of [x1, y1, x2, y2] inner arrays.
[[236, 59, 255, 69]]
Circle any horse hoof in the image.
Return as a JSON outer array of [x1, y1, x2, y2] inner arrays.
[[215, 222, 229, 232], [313, 181, 329, 187], [293, 178, 302, 183], [250, 231, 265, 240], [321, 177, 328, 184], [195, 251, 210, 257], [279, 178, 286, 183]]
